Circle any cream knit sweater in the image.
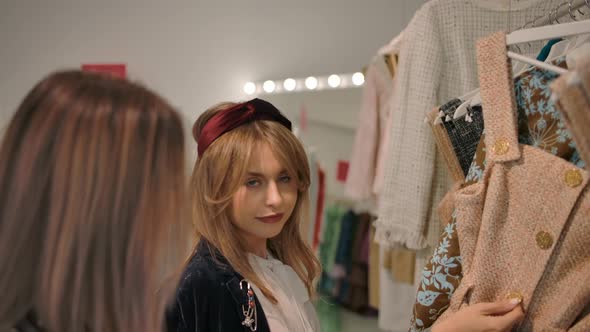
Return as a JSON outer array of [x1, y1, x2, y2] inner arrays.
[[376, 0, 563, 250]]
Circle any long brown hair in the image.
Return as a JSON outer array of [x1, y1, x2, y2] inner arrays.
[[0, 70, 189, 331], [190, 102, 322, 303]]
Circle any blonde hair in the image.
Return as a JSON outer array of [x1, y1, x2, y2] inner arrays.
[[189, 102, 321, 303], [0, 70, 190, 332]]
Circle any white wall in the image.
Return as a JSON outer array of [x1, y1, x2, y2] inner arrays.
[[0, 0, 426, 147], [265, 88, 361, 199]]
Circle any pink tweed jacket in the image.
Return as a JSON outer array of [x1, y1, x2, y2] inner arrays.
[[434, 32, 590, 331]]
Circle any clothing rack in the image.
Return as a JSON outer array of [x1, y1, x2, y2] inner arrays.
[[508, 17, 590, 45], [507, 1, 590, 77], [517, 0, 588, 30], [508, 0, 588, 47], [434, 0, 590, 123]]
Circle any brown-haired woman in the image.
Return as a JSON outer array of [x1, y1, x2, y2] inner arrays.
[[0, 70, 190, 332], [167, 99, 322, 332]]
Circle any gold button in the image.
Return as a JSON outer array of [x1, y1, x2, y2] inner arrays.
[[564, 169, 583, 188], [492, 138, 510, 155], [536, 231, 554, 250], [505, 291, 523, 302]]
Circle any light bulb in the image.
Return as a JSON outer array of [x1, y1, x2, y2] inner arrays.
[[328, 74, 341, 88], [243, 82, 256, 95], [352, 72, 365, 86], [283, 78, 296, 91], [263, 80, 276, 93], [305, 76, 318, 90]]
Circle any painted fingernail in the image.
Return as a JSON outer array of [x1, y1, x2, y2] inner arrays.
[[510, 298, 522, 305]]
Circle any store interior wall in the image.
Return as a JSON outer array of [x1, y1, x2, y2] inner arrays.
[[0, 0, 426, 162], [0, 1, 430, 330], [265, 88, 361, 199]]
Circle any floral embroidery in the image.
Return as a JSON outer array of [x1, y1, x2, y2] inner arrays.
[[465, 156, 485, 183], [514, 58, 576, 157], [410, 215, 462, 331]]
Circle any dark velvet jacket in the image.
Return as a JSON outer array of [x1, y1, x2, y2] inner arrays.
[[166, 240, 270, 332]]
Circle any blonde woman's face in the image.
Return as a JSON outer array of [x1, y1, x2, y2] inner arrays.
[[231, 142, 298, 248]]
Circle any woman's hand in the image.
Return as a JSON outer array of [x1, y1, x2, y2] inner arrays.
[[432, 299, 524, 332]]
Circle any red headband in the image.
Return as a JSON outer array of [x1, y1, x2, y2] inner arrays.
[[197, 98, 292, 157]]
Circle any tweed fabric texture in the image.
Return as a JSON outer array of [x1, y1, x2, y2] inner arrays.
[[434, 31, 590, 331], [411, 53, 583, 332], [429, 100, 485, 182], [552, 56, 590, 167], [375, 0, 560, 250]]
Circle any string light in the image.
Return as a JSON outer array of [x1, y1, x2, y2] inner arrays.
[[242, 72, 364, 95], [305, 76, 318, 90], [243, 82, 256, 95], [283, 78, 296, 91], [328, 74, 341, 88], [263, 80, 276, 93], [352, 72, 365, 86]]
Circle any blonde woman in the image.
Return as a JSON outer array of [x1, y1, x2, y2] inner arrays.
[[166, 99, 322, 332]]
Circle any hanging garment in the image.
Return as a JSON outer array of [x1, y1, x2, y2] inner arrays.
[[536, 38, 563, 61], [347, 213, 371, 312], [331, 211, 359, 304], [376, 0, 561, 250], [368, 226, 381, 310], [433, 31, 590, 331], [332, 211, 358, 279], [307, 150, 319, 245], [373, 89, 397, 198], [318, 205, 347, 294], [410, 52, 585, 332], [346, 56, 395, 207], [378, 246, 417, 331], [428, 99, 485, 182], [382, 248, 416, 285], [347, 32, 403, 206], [312, 166, 326, 251], [552, 56, 590, 167]]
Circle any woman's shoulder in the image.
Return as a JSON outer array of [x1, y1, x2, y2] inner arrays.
[[167, 246, 241, 331], [177, 247, 236, 294], [169, 242, 272, 332]]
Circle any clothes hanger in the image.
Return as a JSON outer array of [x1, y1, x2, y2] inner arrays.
[[523, 0, 588, 61], [545, 38, 570, 60], [566, 42, 590, 69], [507, 51, 569, 74], [452, 35, 588, 122], [506, 3, 590, 80], [379, 53, 398, 79], [506, 21, 590, 73], [560, 1, 590, 60], [368, 32, 402, 81], [507, 6, 590, 45], [377, 30, 405, 56], [442, 0, 590, 123]]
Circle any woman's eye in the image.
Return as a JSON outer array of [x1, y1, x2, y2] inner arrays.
[[279, 175, 292, 183], [246, 179, 261, 187]]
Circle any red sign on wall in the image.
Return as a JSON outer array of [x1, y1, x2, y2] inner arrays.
[[81, 63, 126, 79], [299, 103, 308, 134], [336, 160, 349, 182]]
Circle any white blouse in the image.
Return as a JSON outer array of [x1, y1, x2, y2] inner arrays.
[[248, 254, 320, 332]]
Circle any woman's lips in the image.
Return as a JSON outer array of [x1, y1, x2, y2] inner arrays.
[[256, 213, 284, 224]]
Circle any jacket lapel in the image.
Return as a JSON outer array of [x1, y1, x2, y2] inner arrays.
[[225, 276, 270, 332], [198, 240, 270, 332]]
